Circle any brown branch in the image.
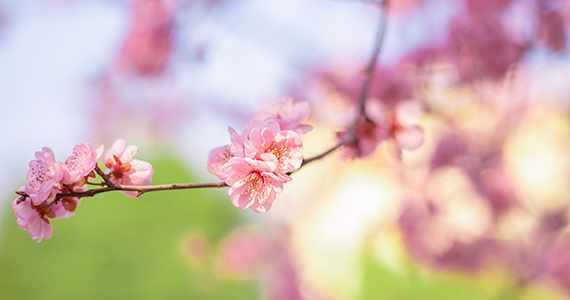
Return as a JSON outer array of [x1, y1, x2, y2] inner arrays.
[[354, 0, 389, 121], [56, 182, 228, 199], [16, 182, 228, 200], [94, 165, 115, 188]]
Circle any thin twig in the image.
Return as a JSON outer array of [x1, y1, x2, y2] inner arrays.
[[297, 0, 390, 171], [54, 182, 229, 199], [297, 142, 345, 170], [94, 165, 115, 188], [354, 0, 389, 120]]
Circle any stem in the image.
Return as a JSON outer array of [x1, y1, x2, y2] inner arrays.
[[95, 165, 116, 188], [53, 181, 229, 199], [297, 0, 390, 170], [297, 141, 345, 171], [355, 0, 389, 118]]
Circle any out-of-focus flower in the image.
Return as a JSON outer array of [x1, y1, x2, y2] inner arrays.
[[223, 156, 284, 213], [389, 100, 424, 152], [62, 143, 104, 186], [538, 8, 567, 52], [217, 227, 266, 275], [104, 139, 154, 196], [443, 14, 526, 82], [25, 147, 63, 205], [246, 99, 313, 135], [117, 0, 174, 76], [338, 99, 389, 158]]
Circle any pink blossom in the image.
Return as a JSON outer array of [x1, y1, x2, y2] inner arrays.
[[104, 139, 154, 197], [207, 145, 233, 180], [13, 187, 53, 243], [244, 120, 303, 175], [25, 147, 64, 206], [207, 127, 246, 180], [223, 156, 284, 213], [13, 185, 82, 242], [339, 99, 389, 158], [246, 99, 313, 135], [62, 143, 104, 186], [390, 100, 424, 152]]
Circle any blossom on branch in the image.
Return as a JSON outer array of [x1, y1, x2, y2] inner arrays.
[[25, 147, 63, 206], [13, 185, 82, 243], [223, 156, 284, 213], [104, 139, 154, 197], [208, 100, 310, 212], [62, 143, 104, 186]]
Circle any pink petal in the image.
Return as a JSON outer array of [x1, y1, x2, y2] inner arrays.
[[395, 100, 422, 128], [95, 144, 105, 160], [125, 159, 154, 186], [121, 145, 140, 162], [395, 126, 424, 150]]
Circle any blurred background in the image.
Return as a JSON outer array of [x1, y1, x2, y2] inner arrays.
[[2, 0, 570, 299]]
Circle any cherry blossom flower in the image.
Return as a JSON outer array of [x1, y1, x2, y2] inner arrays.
[[62, 143, 104, 186], [13, 187, 53, 243], [207, 127, 245, 180], [244, 120, 303, 175], [104, 139, 154, 197], [223, 156, 284, 213], [246, 99, 313, 135], [25, 147, 64, 206]]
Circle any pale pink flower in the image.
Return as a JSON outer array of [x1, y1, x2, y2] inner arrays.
[[207, 145, 233, 180], [62, 143, 104, 186], [390, 100, 424, 151], [207, 127, 246, 180], [246, 99, 313, 135], [244, 120, 303, 175], [104, 139, 154, 197], [25, 147, 64, 206], [13, 187, 53, 243], [223, 156, 284, 213]]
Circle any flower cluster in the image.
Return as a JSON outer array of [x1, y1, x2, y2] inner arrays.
[[14, 139, 153, 242], [339, 99, 424, 159], [208, 99, 312, 213]]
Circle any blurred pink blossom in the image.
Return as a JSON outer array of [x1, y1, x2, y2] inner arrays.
[[117, 0, 174, 76], [104, 139, 154, 196], [246, 99, 313, 135], [25, 147, 63, 206], [389, 100, 424, 152], [443, 14, 526, 81]]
